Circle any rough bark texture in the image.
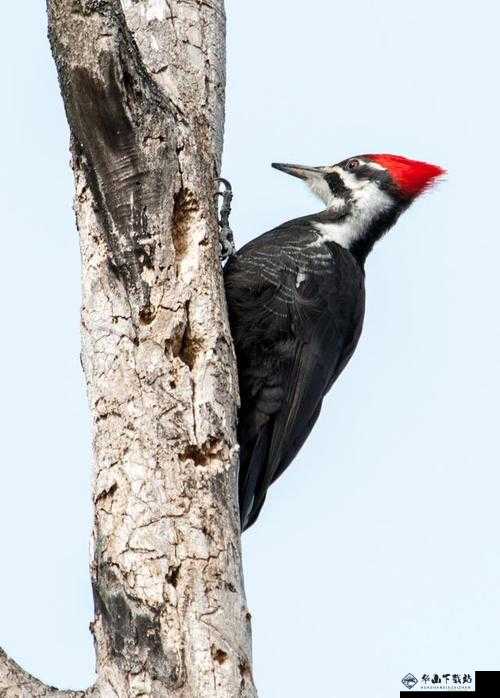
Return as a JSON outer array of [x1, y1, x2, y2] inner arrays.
[[0, 1, 256, 697]]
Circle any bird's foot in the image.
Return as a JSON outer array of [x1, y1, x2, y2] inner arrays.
[[216, 177, 235, 262]]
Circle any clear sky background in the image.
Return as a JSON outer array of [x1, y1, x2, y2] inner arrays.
[[1, 2, 499, 696]]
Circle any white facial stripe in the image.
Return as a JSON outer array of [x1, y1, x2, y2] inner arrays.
[[332, 167, 364, 191], [306, 169, 348, 210], [367, 160, 385, 171], [302, 160, 392, 251], [314, 177, 393, 250], [307, 174, 332, 204]]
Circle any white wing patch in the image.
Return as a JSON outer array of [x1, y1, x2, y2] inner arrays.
[[296, 270, 307, 288]]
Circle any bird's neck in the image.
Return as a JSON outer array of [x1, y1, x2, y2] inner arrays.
[[313, 195, 402, 265]]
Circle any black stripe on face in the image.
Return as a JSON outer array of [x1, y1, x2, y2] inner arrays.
[[338, 158, 404, 201], [337, 159, 378, 182], [324, 171, 352, 199]]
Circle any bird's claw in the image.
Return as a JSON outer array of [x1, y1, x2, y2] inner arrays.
[[216, 177, 235, 262]]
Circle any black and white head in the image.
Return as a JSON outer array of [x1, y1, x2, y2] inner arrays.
[[272, 154, 445, 262]]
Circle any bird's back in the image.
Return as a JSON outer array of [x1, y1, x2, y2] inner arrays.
[[224, 219, 365, 530]]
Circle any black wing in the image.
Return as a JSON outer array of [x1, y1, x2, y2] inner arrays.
[[224, 219, 365, 530]]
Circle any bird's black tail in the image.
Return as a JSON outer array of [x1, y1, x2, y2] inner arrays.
[[238, 426, 272, 531]]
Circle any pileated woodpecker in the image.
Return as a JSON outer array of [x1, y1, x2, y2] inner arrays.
[[223, 154, 445, 531]]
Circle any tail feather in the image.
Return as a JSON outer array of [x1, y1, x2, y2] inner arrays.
[[238, 426, 272, 531]]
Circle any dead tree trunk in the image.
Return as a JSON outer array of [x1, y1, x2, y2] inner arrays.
[[0, 1, 256, 696]]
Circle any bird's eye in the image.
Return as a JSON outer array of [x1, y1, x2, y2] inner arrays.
[[347, 158, 360, 171]]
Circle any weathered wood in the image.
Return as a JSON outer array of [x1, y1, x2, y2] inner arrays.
[[0, 1, 256, 696]]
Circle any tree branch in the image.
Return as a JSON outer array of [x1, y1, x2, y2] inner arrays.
[[0, 648, 93, 696], [1, 1, 256, 695]]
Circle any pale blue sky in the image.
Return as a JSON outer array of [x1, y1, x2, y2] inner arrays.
[[1, 2, 499, 696]]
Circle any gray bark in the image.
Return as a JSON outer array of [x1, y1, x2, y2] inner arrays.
[[0, 1, 256, 696]]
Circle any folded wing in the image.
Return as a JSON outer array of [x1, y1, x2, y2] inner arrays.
[[224, 221, 365, 530]]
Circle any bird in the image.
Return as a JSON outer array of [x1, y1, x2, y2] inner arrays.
[[223, 154, 445, 531]]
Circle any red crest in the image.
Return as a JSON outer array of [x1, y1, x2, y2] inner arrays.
[[369, 154, 446, 197]]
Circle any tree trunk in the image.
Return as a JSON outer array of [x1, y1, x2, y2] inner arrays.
[[0, 1, 256, 696]]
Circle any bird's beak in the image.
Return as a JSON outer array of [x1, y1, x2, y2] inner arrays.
[[271, 163, 323, 180]]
